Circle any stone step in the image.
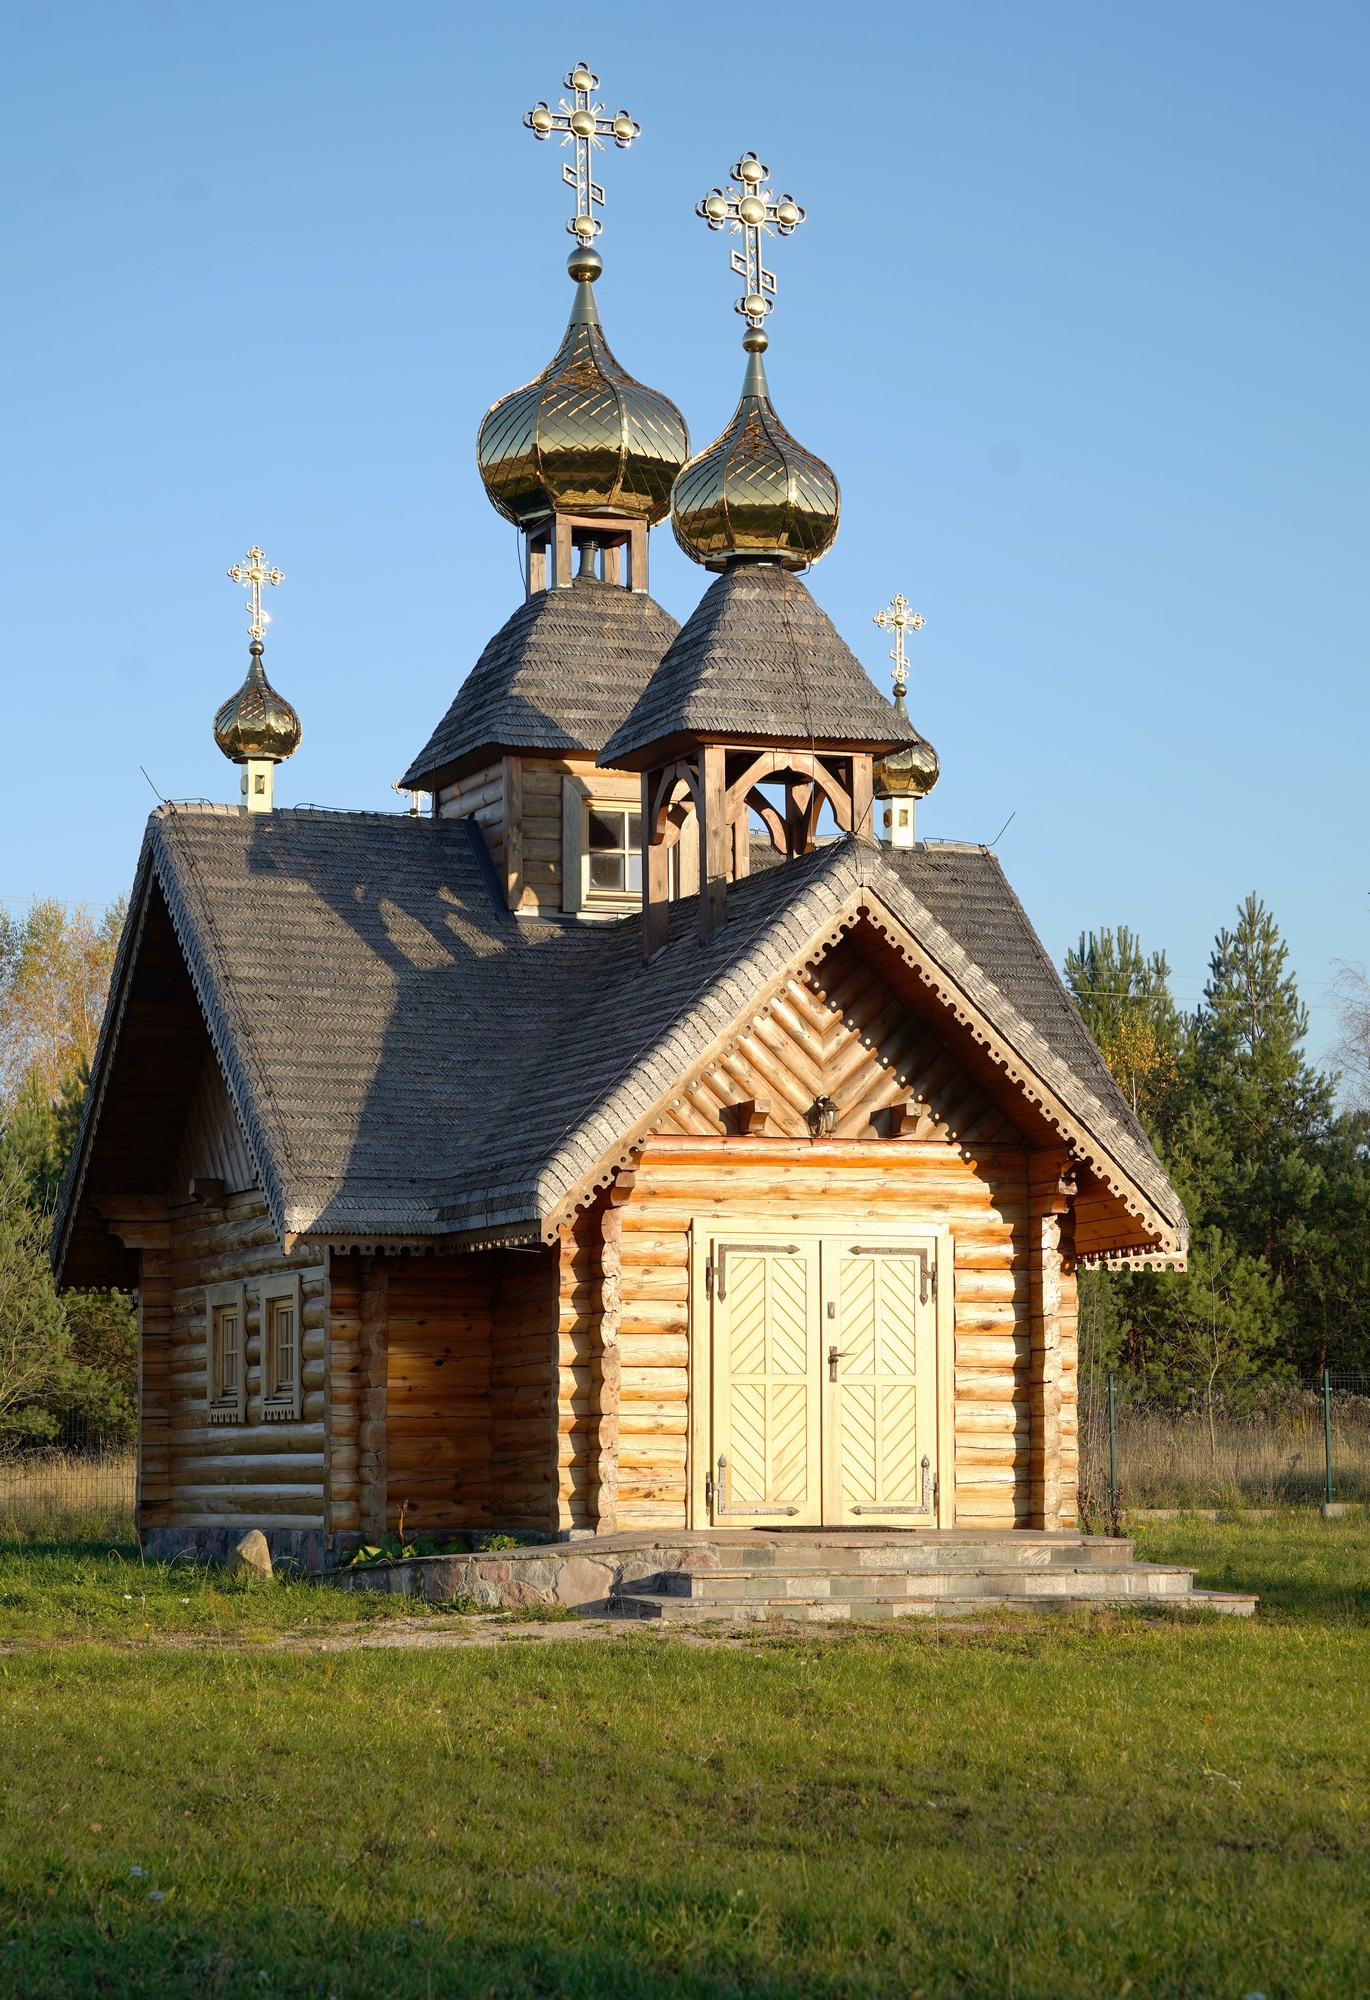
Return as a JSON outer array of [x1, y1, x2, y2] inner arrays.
[[605, 1583, 1258, 1625], [623, 1562, 1198, 1605], [707, 1537, 1139, 1573]]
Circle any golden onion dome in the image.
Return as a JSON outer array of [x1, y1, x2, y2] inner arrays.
[[873, 689, 939, 799], [213, 642, 302, 764], [478, 254, 689, 527], [671, 334, 839, 572]]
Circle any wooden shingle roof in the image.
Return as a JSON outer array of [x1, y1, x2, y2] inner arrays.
[[55, 808, 1186, 1274], [401, 574, 680, 791], [599, 563, 919, 770]]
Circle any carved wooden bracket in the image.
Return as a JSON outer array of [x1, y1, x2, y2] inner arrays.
[[724, 1097, 771, 1136], [93, 1197, 171, 1251]]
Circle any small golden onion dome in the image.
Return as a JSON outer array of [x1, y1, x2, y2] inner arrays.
[[873, 690, 939, 798], [671, 337, 839, 572], [213, 641, 302, 764], [478, 257, 689, 528]]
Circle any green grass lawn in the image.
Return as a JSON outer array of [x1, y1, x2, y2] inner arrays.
[[0, 1541, 421, 1645], [0, 1516, 1366, 1997], [1133, 1509, 1370, 1623]]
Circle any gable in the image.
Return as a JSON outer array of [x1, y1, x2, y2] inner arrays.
[[651, 933, 1023, 1148], [543, 887, 1185, 1269], [58, 884, 216, 1288], [169, 1055, 259, 1205]]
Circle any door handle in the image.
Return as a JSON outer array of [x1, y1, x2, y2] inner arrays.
[[828, 1345, 856, 1382]]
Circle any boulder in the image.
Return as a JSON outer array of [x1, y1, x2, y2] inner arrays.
[[554, 1555, 613, 1607], [225, 1529, 274, 1581]]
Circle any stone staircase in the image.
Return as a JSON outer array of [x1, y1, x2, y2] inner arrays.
[[604, 1532, 1256, 1624], [328, 1527, 1256, 1620]]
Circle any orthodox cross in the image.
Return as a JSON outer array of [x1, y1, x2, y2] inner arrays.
[[524, 62, 639, 247], [228, 545, 284, 644], [873, 593, 925, 697], [697, 154, 805, 328]]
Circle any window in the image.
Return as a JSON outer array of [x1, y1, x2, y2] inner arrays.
[[585, 805, 642, 902], [267, 1298, 295, 1400], [260, 1275, 302, 1422], [216, 1305, 241, 1399], [206, 1282, 246, 1424], [561, 778, 645, 917]]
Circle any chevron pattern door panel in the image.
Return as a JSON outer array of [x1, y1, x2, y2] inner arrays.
[[710, 1238, 821, 1526], [825, 1239, 937, 1523]]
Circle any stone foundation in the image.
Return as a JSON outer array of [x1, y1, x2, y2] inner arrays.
[[331, 1538, 724, 1611], [139, 1525, 339, 1574]]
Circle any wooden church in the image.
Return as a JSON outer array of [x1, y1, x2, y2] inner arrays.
[[54, 72, 1187, 1579]]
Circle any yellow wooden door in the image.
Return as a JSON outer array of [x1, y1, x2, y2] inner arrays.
[[824, 1238, 938, 1524], [708, 1236, 822, 1527]]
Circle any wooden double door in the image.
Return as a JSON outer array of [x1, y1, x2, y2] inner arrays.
[[704, 1231, 945, 1528]]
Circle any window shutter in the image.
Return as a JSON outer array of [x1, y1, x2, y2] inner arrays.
[[259, 1273, 303, 1421], [205, 1282, 247, 1424]]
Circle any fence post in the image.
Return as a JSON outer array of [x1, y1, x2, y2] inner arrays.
[[1324, 1368, 1334, 1507], [1107, 1371, 1120, 1536]]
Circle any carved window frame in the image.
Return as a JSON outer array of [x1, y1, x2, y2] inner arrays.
[[205, 1281, 246, 1426], [259, 1273, 302, 1422]]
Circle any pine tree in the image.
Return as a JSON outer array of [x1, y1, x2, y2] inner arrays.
[[1075, 895, 1370, 1378], [1170, 894, 1344, 1366], [1065, 899, 1370, 1386]]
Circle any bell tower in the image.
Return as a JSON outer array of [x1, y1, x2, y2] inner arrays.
[[599, 154, 919, 957]]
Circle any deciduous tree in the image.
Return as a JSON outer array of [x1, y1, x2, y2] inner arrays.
[[0, 898, 124, 1112], [1065, 927, 1182, 1129]]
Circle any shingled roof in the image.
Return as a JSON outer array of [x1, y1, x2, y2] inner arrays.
[[56, 807, 1185, 1278], [401, 574, 680, 791], [599, 562, 919, 770]]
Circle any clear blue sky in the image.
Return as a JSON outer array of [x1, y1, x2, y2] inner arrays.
[[2, 2, 1365, 1057]]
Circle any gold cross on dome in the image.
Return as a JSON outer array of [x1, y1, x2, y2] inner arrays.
[[873, 593, 926, 696], [227, 545, 284, 643], [697, 154, 805, 328], [524, 62, 640, 247]]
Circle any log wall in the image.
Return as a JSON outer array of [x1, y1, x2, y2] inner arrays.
[[490, 1245, 560, 1530], [142, 1193, 327, 1532], [136, 1245, 173, 1526], [331, 1248, 561, 1540], [326, 1255, 362, 1538], [139, 1161, 1079, 1538], [1059, 1238, 1080, 1530], [437, 755, 639, 918], [384, 1254, 495, 1535], [601, 1135, 1038, 1531]]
